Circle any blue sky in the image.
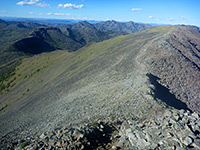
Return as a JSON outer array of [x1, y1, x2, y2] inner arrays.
[[0, 0, 199, 26]]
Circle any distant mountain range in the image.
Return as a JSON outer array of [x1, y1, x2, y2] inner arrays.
[[94, 20, 152, 33], [63, 20, 151, 33], [0, 17, 81, 25]]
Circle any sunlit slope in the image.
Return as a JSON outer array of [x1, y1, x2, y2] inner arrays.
[[1, 25, 200, 140]]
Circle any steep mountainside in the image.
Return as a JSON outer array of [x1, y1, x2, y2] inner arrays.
[[0, 20, 45, 56], [65, 21, 97, 30], [65, 27, 126, 43], [9, 27, 84, 54], [0, 20, 45, 79], [0, 20, 45, 52], [147, 26, 200, 112], [61, 21, 128, 43], [8, 25, 126, 54], [1, 25, 200, 149], [64, 20, 151, 34], [94, 20, 151, 33], [0, 20, 125, 79]]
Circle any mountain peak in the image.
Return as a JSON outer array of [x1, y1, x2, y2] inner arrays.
[[106, 20, 117, 23], [70, 21, 96, 30], [94, 20, 151, 33], [0, 19, 5, 23]]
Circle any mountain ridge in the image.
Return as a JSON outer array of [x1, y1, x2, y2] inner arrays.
[[1, 25, 200, 143], [1, 22, 200, 149], [93, 20, 152, 34]]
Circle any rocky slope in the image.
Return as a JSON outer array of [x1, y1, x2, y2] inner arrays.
[[1, 25, 200, 149], [144, 26, 200, 112]]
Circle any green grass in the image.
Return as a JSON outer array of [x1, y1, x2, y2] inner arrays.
[[20, 142, 27, 149], [0, 68, 17, 93], [0, 104, 8, 113], [131, 129, 135, 133], [0, 68, 16, 82], [90, 121, 98, 127], [126, 114, 130, 118], [111, 114, 115, 120], [0, 50, 73, 111]]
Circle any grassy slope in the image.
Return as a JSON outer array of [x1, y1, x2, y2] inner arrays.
[[0, 26, 180, 138]]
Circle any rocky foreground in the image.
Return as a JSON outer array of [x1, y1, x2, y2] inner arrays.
[[119, 109, 200, 150], [1, 108, 199, 150]]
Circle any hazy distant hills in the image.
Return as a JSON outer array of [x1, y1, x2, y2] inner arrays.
[[0, 17, 79, 26]]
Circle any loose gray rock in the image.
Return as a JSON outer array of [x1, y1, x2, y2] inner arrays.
[[118, 109, 200, 149], [182, 136, 193, 146]]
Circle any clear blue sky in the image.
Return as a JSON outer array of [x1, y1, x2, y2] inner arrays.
[[0, 0, 199, 26]]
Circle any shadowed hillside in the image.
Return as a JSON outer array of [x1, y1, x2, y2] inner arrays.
[[0, 20, 46, 80]]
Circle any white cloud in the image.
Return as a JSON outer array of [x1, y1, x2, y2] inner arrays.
[[131, 8, 143, 11], [47, 12, 70, 16], [54, 13, 70, 16], [57, 3, 84, 9], [29, 12, 34, 14], [16, 0, 50, 8], [54, 13, 65, 16], [167, 17, 174, 21], [148, 16, 154, 18], [180, 16, 186, 20], [71, 15, 88, 20], [156, 18, 161, 21]]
